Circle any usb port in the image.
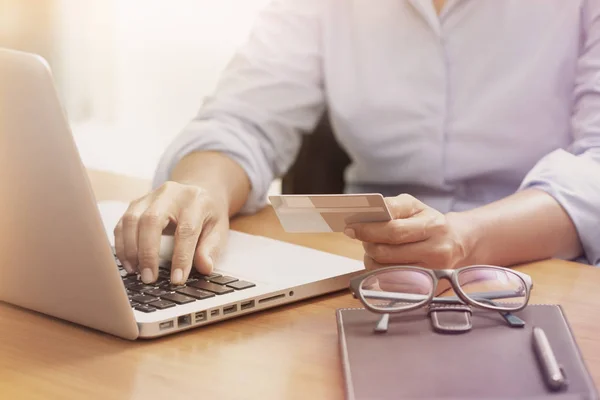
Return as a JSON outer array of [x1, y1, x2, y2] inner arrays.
[[210, 309, 220, 318], [194, 311, 207, 323], [241, 300, 255, 310], [159, 320, 174, 330], [177, 314, 192, 327], [223, 305, 237, 315]]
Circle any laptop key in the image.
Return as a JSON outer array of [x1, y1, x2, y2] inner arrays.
[[135, 305, 156, 313], [160, 293, 196, 305], [160, 283, 187, 292], [176, 286, 215, 300], [122, 275, 139, 284], [125, 281, 145, 290], [149, 299, 176, 310], [131, 294, 159, 304], [190, 280, 234, 295], [158, 269, 171, 278], [144, 288, 170, 297], [209, 276, 238, 285], [227, 280, 256, 290], [130, 284, 158, 293], [191, 270, 222, 280], [154, 277, 168, 285]]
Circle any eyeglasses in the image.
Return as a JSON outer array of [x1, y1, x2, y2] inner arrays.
[[349, 264, 533, 333]]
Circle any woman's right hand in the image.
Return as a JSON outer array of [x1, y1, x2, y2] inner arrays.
[[113, 181, 230, 285]]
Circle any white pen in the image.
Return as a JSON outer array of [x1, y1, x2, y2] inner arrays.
[[532, 326, 568, 391]]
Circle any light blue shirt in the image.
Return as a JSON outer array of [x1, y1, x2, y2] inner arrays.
[[153, 0, 600, 266]]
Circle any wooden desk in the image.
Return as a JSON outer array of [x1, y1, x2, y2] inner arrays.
[[1, 169, 599, 400]]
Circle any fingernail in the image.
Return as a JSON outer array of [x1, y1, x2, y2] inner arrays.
[[141, 268, 154, 283], [122, 261, 133, 273], [344, 228, 356, 239], [172, 269, 183, 284]]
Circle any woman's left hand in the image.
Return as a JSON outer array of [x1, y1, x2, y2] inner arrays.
[[344, 194, 473, 270]]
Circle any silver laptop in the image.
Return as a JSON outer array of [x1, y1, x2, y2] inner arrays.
[[0, 48, 364, 339]]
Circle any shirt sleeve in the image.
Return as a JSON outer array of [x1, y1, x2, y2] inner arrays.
[[519, 0, 600, 266], [152, 0, 325, 214]]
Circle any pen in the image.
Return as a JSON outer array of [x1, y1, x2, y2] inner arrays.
[[532, 326, 568, 391]]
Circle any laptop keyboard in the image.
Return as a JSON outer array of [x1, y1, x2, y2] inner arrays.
[[115, 253, 255, 313]]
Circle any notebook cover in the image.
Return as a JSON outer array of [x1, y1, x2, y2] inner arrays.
[[336, 305, 598, 400]]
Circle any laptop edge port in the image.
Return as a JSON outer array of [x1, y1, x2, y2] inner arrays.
[[194, 311, 207, 323], [241, 300, 255, 310], [223, 304, 238, 315], [159, 320, 174, 331], [177, 314, 192, 327]]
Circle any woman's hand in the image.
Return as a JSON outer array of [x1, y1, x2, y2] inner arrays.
[[344, 194, 474, 270], [114, 181, 230, 285]]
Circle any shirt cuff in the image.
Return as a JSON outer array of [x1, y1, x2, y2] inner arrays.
[[152, 119, 273, 215], [518, 149, 600, 266]]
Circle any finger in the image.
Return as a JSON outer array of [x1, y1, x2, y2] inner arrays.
[[121, 199, 150, 273], [375, 269, 433, 295], [363, 253, 385, 271], [363, 253, 433, 294], [362, 254, 453, 296], [348, 210, 442, 244], [385, 194, 427, 219], [169, 209, 204, 285], [113, 220, 131, 274], [194, 219, 228, 275], [363, 239, 455, 269], [137, 197, 178, 284]]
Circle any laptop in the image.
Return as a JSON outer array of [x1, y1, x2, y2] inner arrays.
[[0, 48, 364, 339]]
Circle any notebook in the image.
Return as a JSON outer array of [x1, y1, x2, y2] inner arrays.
[[336, 305, 598, 400]]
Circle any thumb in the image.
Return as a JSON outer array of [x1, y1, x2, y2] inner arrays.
[[385, 194, 427, 219], [194, 221, 228, 275]]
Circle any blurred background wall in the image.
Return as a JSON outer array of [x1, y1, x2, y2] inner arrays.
[[0, 0, 274, 184]]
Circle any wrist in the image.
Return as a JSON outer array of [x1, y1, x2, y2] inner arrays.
[[171, 151, 249, 216], [446, 211, 482, 267]]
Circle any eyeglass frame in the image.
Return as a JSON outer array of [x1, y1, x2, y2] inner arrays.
[[349, 264, 534, 315]]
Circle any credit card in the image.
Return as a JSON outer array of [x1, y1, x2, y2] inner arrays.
[[268, 193, 392, 233]]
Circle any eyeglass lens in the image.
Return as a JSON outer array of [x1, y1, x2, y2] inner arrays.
[[457, 267, 528, 310], [359, 266, 528, 312], [359, 269, 434, 311]]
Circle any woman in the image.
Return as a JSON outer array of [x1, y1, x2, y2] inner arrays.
[[115, 0, 600, 285]]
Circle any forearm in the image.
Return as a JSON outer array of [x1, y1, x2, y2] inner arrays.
[[170, 151, 251, 217], [450, 189, 583, 267]]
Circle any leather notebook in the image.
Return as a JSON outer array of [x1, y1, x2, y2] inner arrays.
[[336, 304, 598, 399]]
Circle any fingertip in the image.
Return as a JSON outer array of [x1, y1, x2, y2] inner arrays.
[[344, 228, 356, 239], [194, 251, 214, 275], [206, 255, 214, 273], [141, 268, 154, 284], [171, 268, 184, 285], [202, 253, 214, 274], [122, 260, 133, 274]]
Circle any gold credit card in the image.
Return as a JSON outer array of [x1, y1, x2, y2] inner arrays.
[[269, 193, 392, 233]]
